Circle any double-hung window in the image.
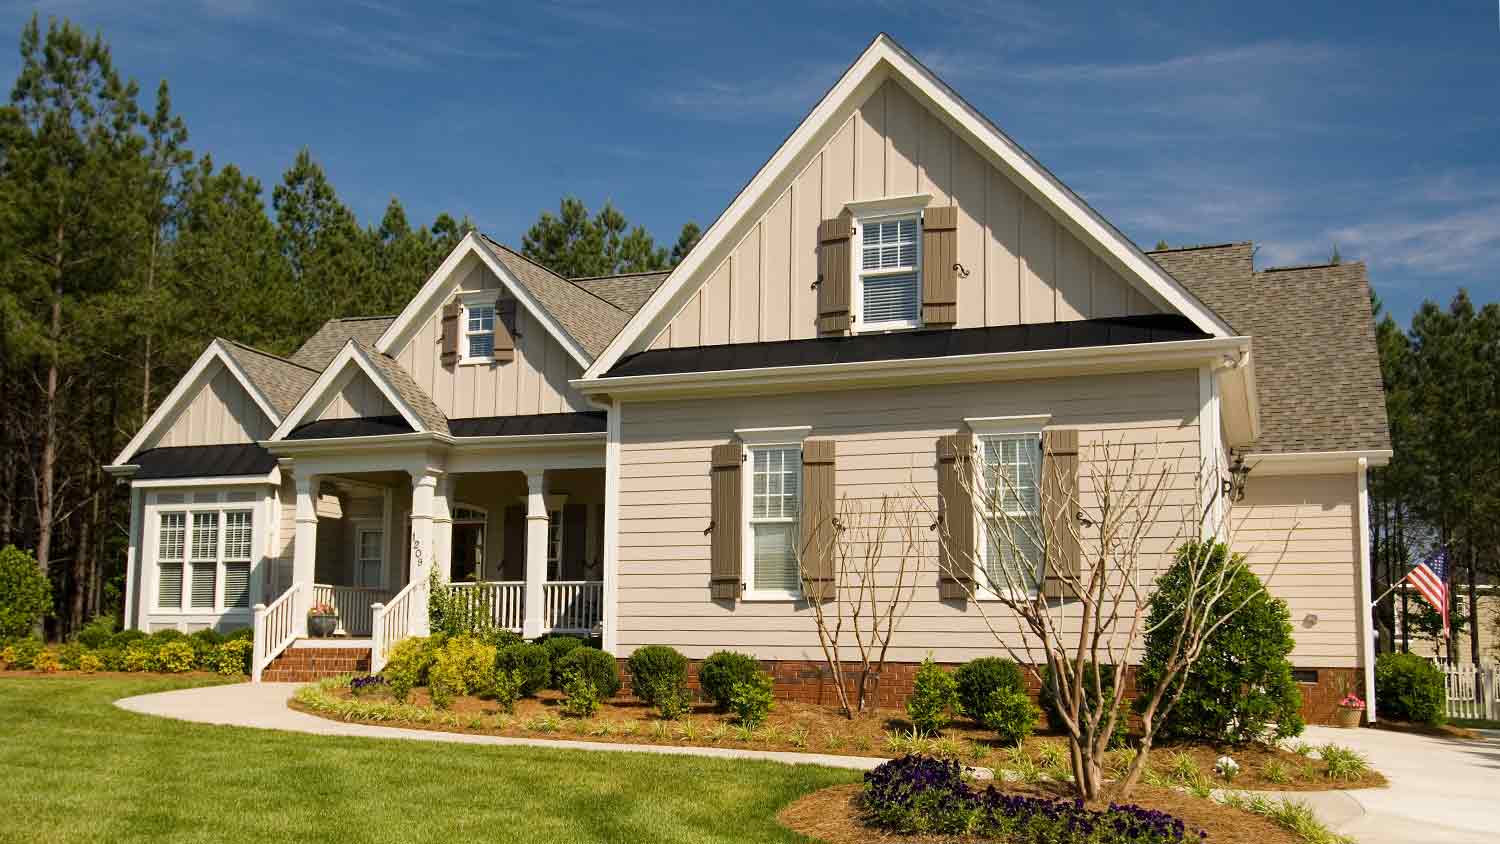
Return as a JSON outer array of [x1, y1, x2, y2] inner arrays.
[[154, 506, 255, 612], [189, 513, 220, 609], [856, 214, 921, 330], [978, 432, 1044, 597], [356, 528, 384, 589], [744, 444, 802, 598], [156, 513, 186, 608], [462, 294, 497, 363], [223, 511, 253, 608]]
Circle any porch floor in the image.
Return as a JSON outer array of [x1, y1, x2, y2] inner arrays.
[[291, 638, 373, 649]]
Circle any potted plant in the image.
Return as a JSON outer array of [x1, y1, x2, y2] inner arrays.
[[308, 602, 339, 638], [1334, 692, 1365, 728]]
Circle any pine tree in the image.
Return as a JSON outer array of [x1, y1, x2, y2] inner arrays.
[[671, 222, 701, 266]]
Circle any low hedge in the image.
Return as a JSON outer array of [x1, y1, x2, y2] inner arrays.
[[555, 646, 621, 699], [1375, 652, 1446, 724], [0, 624, 252, 676], [698, 651, 761, 711]]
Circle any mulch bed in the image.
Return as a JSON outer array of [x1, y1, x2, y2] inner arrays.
[[298, 684, 1384, 790], [777, 782, 1305, 844]]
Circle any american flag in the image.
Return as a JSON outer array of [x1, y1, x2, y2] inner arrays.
[[1404, 548, 1450, 638]]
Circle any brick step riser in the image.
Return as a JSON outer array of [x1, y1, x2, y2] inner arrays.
[[264, 647, 371, 681]]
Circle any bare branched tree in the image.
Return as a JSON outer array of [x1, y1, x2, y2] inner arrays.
[[800, 493, 924, 718]]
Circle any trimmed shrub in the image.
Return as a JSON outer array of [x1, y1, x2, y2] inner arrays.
[[429, 636, 499, 707], [1039, 662, 1128, 749], [494, 642, 551, 697], [188, 629, 225, 670], [33, 648, 60, 673], [560, 670, 600, 718], [1375, 652, 1445, 725], [97, 647, 126, 671], [110, 629, 148, 649], [541, 635, 585, 686], [729, 672, 775, 728], [492, 668, 521, 714], [153, 639, 196, 673], [1137, 539, 1303, 744], [216, 638, 253, 676], [0, 546, 50, 639], [123, 643, 154, 672], [149, 628, 186, 643], [75, 615, 117, 649], [907, 657, 959, 736], [954, 657, 1026, 720], [626, 645, 688, 707], [480, 628, 523, 649], [1, 637, 44, 669], [55, 643, 83, 670], [384, 636, 440, 701], [648, 678, 688, 720], [699, 650, 761, 711], [77, 652, 103, 673], [555, 646, 621, 698], [977, 686, 1040, 746]]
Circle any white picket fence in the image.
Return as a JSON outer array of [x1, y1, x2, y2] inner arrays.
[[1434, 661, 1500, 721]]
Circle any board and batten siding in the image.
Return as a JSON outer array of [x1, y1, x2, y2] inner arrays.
[[648, 79, 1156, 351], [615, 370, 1204, 663], [392, 262, 591, 419], [1229, 474, 1362, 668], [315, 371, 399, 421], [147, 362, 274, 448]]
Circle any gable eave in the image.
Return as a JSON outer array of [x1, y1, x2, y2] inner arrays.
[[268, 341, 428, 441], [582, 33, 1232, 379]]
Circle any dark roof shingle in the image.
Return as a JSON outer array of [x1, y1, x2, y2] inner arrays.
[[479, 236, 630, 359], [572, 271, 670, 313], [289, 316, 397, 370], [218, 340, 318, 418], [133, 443, 277, 479]]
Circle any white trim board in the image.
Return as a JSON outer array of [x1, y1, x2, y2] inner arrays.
[[113, 340, 284, 465], [270, 342, 427, 440], [374, 232, 593, 371], [581, 33, 1232, 379]]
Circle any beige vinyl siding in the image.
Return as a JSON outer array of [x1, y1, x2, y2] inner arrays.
[[148, 362, 274, 448], [651, 79, 1156, 349], [315, 371, 398, 421], [393, 262, 592, 418], [616, 370, 1202, 663], [1230, 473, 1363, 668]]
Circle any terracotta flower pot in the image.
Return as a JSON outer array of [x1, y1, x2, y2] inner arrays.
[[308, 614, 338, 638], [1334, 705, 1362, 728]]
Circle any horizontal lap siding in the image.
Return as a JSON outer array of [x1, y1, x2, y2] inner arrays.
[[1230, 474, 1361, 667], [617, 370, 1202, 662]]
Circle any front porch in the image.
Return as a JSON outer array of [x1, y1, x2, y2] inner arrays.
[[252, 449, 607, 680]]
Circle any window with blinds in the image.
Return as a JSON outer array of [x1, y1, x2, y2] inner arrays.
[[465, 302, 496, 360], [154, 506, 255, 612], [748, 445, 801, 595], [157, 512, 185, 608], [979, 435, 1043, 595], [223, 510, 253, 609], [190, 512, 219, 609], [857, 215, 921, 329]]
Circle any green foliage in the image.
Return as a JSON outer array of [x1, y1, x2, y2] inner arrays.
[[215, 639, 252, 676], [383, 636, 440, 702], [906, 657, 959, 736], [540, 635, 585, 686], [954, 657, 1026, 720], [976, 687, 1040, 746], [74, 616, 117, 649], [0, 547, 50, 638], [1319, 744, 1368, 782], [555, 646, 621, 699], [698, 650, 762, 711], [1037, 662, 1128, 749], [152, 640, 195, 673], [560, 670, 600, 718], [123, 643, 153, 672], [494, 642, 551, 697], [1375, 652, 1446, 724], [728, 672, 774, 728], [626, 645, 688, 707], [521, 197, 676, 278], [647, 678, 689, 721], [1, 637, 43, 669], [428, 636, 498, 708], [187, 629, 224, 670], [1137, 539, 1304, 744], [76, 652, 103, 673]]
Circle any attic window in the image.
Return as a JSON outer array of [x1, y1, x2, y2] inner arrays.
[[461, 293, 498, 363], [854, 213, 922, 330]]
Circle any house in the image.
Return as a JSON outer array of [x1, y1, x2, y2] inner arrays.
[[104, 35, 1389, 721]]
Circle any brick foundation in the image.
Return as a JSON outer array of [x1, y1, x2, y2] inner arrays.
[[618, 657, 1361, 726], [262, 645, 371, 682]]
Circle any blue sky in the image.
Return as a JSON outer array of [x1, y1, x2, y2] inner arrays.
[[2, 1, 1497, 324]]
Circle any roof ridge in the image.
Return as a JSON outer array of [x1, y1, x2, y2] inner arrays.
[[572, 269, 673, 281], [479, 234, 633, 316], [1145, 241, 1250, 254], [1258, 260, 1365, 274], [330, 314, 399, 322], [217, 338, 321, 374]]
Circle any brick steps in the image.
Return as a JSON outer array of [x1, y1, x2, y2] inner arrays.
[[262, 644, 371, 682]]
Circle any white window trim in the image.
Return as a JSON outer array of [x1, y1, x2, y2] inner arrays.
[[353, 521, 386, 590], [450, 502, 488, 582], [965, 415, 1051, 601], [459, 290, 500, 365], [735, 426, 812, 601], [850, 204, 927, 333], [147, 496, 261, 616]]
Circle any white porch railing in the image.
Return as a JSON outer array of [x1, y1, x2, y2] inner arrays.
[[251, 583, 302, 683], [1435, 661, 1499, 721], [446, 581, 525, 632], [312, 584, 395, 637], [543, 580, 603, 635], [371, 578, 426, 674]]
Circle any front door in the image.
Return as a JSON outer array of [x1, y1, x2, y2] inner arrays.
[[450, 523, 485, 582]]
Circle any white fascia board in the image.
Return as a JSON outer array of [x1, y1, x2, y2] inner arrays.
[[374, 232, 593, 371], [131, 470, 281, 489], [268, 342, 426, 440], [575, 336, 1251, 401], [582, 34, 1231, 379], [112, 340, 281, 465], [264, 430, 604, 458], [1245, 449, 1394, 476]]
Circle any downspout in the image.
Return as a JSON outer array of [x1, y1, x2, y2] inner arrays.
[[1356, 457, 1377, 722]]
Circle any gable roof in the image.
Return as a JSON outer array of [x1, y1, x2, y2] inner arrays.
[[572, 271, 671, 313], [218, 340, 318, 418], [358, 343, 449, 435], [478, 235, 630, 357], [1149, 244, 1391, 454], [582, 33, 1232, 379], [290, 316, 397, 370], [270, 340, 448, 440]]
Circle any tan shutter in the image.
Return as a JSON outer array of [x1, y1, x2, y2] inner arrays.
[[817, 216, 853, 335], [936, 433, 975, 600], [440, 301, 461, 367], [799, 439, 837, 602], [1041, 429, 1081, 600], [921, 205, 958, 326], [709, 442, 743, 600], [493, 299, 516, 363]]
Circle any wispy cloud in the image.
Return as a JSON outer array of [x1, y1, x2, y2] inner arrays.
[[1015, 41, 1341, 84], [651, 62, 845, 123]]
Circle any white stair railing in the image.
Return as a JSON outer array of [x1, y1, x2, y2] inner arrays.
[[543, 580, 603, 635], [371, 578, 426, 674], [312, 584, 394, 637], [445, 581, 525, 632], [252, 583, 302, 683]]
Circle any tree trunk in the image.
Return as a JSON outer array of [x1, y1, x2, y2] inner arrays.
[[1467, 532, 1479, 665], [37, 229, 65, 576], [1398, 505, 1409, 652], [70, 504, 91, 634]]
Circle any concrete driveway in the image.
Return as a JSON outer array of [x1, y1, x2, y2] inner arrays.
[[1293, 724, 1500, 844]]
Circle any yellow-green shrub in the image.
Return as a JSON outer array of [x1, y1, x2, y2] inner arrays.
[[216, 638, 253, 676], [33, 648, 61, 673], [77, 652, 103, 673], [384, 636, 440, 701], [428, 636, 497, 708], [153, 639, 196, 673], [123, 643, 153, 672]]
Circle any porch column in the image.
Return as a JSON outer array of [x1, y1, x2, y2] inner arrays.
[[292, 473, 320, 636], [432, 476, 454, 584], [409, 470, 440, 636], [522, 469, 549, 639]]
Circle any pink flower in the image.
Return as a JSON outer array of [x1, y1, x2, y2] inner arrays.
[[1339, 692, 1365, 710]]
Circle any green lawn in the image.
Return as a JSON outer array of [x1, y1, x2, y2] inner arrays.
[[0, 675, 857, 843]]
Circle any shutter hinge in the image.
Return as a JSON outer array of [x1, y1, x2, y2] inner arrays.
[[953, 262, 970, 279], [704, 520, 714, 535]]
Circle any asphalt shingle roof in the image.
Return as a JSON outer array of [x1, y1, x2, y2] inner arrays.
[[217, 339, 318, 419], [1148, 243, 1391, 454], [478, 235, 630, 359], [355, 343, 449, 436], [289, 316, 397, 370], [571, 271, 670, 314]]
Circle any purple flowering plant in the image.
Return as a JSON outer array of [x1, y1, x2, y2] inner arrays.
[[862, 755, 1204, 842], [349, 674, 387, 697]]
